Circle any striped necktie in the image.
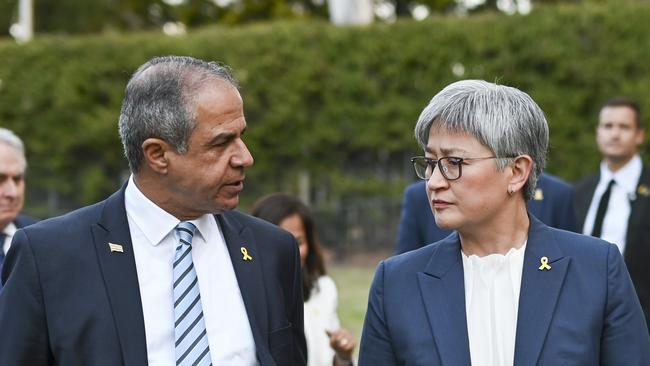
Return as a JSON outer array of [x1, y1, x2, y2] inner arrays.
[[173, 222, 212, 366]]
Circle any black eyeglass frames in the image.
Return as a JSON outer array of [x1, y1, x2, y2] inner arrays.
[[410, 156, 504, 181]]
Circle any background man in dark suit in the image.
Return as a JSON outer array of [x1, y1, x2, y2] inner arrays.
[[396, 172, 577, 254], [574, 97, 650, 329], [0, 128, 37, 289], [0, 56, 307, 365]]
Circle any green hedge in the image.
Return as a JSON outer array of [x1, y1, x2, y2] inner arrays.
[[1, 1, 649, 217]]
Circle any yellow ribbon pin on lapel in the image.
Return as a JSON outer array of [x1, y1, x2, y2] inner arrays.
[[240, 247, 253, 261], [538, 256, 551, 271]]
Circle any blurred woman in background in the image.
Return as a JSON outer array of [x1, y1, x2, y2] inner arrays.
[[251, 193, 356, 366]]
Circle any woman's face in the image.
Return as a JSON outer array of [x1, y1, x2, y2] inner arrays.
[[425, 128, 511, 232], [279, 213, 309, 266]]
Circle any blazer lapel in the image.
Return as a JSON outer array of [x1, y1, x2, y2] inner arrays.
[[418, 234, 471, 366], [575, 174, 599, 230], [514, 217, 570, 366], [92, 187, 148, 366], [217, 212, 272, 365]]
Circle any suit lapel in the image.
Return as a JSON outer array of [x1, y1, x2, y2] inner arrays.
[[92, 188, 148, 366], [217, 212, 272, 364], [513, 217, 570, 366], [575, 174, 599, 230], [418, 234, 471, 366]]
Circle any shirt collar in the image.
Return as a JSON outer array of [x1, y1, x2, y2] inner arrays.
[[124, 175, 215, 246], [3, 222, 17, 237], [599, 154, 643, 194]]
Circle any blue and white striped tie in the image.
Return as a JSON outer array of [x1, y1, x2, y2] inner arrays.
[[173, 222, 212, 366]]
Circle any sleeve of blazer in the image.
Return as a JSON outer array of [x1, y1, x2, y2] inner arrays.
[[395, 186, 422, 255], [289, 237, 308, 365], [358, 261, 397, 366], [0, 229, 52, 365], [600, 243, 650, 363]]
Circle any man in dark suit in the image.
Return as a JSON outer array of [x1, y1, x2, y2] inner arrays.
[[0, 128, 37, 290], [574, 97, 650, 329], [396, 172, 577, 254], [0, 56, 307, 365]]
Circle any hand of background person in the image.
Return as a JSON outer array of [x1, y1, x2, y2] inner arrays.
[[327, 328, 356, 366]]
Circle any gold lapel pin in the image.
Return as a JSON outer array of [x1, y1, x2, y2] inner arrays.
[[534, 188, 544, 201], [240, 247, 253, 261], [538, 256, 551, 271], [109, 243, 124, 253]]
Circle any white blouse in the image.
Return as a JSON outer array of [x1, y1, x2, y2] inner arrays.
[[462, 243, 527, 366], [304, 275, 341, 366]]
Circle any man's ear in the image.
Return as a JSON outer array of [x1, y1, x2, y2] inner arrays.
[[635, 128, 645, 147], [142, 138, 171, 174], [508, 155, 533, 195]]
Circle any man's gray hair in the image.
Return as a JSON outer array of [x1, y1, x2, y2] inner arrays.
[[414, 80, 548, 201], [118, 55, 238, 172], [0, 128, 27, 168]]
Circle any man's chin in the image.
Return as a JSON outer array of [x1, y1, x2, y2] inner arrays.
[[213, 197, 240, 213], [605, 153, 635, 163], [0, 213, 18, 229]]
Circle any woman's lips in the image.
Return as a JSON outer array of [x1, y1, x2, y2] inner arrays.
[[432, 199, 452, 209]]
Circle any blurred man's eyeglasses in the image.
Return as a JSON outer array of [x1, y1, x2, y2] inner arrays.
[[410, 156, 501, 181]]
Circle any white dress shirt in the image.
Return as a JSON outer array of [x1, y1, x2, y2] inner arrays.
[[582, 155, 642, 253], [1, 222, 17, 255], [462, 243, 526, 366], [125, 176, 258, 366], [304, 275, 341, 366]]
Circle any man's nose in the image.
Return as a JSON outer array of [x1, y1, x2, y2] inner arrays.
[[231, 139, 254, 168], [0, 179, 19, 198]]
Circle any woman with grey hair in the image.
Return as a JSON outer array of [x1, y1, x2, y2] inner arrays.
[[359, 80, 650, 365]]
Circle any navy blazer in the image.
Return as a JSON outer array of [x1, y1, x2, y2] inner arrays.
[[0, 214, 38, 291], [361, 216, 650, 365], [574, 165, 650, 332], [0, 186, 307, 366], [14, 214, 38, 228], [395, 173, 577, 254]]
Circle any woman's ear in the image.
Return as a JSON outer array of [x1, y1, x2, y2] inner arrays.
[[508, 155, 533, 195], [141, 138, 171, 174]]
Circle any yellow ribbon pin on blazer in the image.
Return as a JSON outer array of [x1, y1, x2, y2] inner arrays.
[[538, 256, 551, 271], [240, 247, 253, 261]]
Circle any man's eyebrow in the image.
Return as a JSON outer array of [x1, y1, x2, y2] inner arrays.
[[207, 132, 236, 145]]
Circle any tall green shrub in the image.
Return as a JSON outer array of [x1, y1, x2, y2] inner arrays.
[[1, 2, 649, 217]]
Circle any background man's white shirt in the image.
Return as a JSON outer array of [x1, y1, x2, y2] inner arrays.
[[582, 154, 642, 253]]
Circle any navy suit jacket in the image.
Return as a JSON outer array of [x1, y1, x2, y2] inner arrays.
[[0, 214, 38, 291], [361, 217, 650, 365], [395, 173, 577, 254], [14, 214, 38, 228], [0, 187, 307, 366], [574, 165, 650, 331]]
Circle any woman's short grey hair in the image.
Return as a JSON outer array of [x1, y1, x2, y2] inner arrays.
[[414, 80, 549, 201], [118, 55, 238, 173], [0, 128, 27, 169]]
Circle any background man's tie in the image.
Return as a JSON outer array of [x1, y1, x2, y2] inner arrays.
[[174, 222, 212, 366], [591, 179, 615, 238]]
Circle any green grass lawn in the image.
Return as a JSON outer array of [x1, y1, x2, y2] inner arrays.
[[328, 264, 377, 354]]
